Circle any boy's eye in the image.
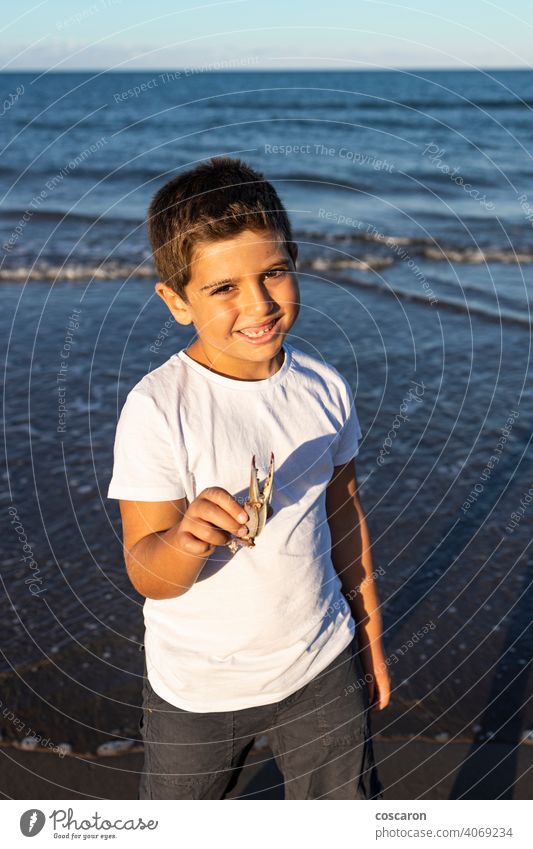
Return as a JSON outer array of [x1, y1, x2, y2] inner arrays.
[[212, 284, 234, 295], [210, 269, 288, 295]]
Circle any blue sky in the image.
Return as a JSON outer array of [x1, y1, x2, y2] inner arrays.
[[2, 0, 532, 70]]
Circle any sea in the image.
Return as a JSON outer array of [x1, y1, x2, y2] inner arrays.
[[1, 70, 532, 767]]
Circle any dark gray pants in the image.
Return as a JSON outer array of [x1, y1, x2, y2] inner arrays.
[[138, 637, 384, 800]]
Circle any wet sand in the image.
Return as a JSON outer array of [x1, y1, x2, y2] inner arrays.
[[2, 736, 532, 800]]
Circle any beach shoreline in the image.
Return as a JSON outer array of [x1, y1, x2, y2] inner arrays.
[[2, 738, 532, 800]]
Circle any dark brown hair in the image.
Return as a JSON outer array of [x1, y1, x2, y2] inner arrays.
[[147, 156, 297, 300]]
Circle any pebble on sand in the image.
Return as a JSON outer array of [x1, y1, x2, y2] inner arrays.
[[19, 736, 40, 750], [96, 739, 135, 756], [434, 732, 450, 743]]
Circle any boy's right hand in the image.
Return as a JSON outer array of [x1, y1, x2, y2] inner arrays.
[[175, 488, 250, 558]]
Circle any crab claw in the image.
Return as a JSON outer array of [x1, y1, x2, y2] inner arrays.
[[226, 452, 275, 554], [249, 452, 274, 538]]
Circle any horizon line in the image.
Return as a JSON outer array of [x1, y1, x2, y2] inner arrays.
[[1, 65, 531, 73]]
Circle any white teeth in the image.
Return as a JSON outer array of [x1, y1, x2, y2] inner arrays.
[[241, 319, 276, 338]]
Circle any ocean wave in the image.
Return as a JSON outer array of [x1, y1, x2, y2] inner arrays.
[[0, 208, 143, 225], [167, 93, 533, 112], [272, 171, 374, 190], [300, 229, 433, 247], [329, 97, 533, 112], [0, 261, 154, 281], [0, 167, 176, 184], [318, 271, 532, 329], [299, 233, 533, 264], [204, 98, 355, 110], [308, 255, 394, 272], [423, 247, 533, 264], [202, 96, 533, 113]]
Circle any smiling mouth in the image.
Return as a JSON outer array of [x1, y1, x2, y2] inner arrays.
[[236, 317, 280, 339]]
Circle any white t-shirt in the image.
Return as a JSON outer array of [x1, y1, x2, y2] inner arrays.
[[107, 342, 363, 712]]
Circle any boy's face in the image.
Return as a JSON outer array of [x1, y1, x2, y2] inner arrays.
[[155, 228, 300, 380]]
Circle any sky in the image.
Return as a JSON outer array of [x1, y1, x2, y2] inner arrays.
[[2, 0, 532, 71]]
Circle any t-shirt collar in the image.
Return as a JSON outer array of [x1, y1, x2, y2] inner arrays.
[[176, 343, 293, 390]]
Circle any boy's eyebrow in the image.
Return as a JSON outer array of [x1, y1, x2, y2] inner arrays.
[[199, 277, 233, 293], [198, 258, 290, 292]]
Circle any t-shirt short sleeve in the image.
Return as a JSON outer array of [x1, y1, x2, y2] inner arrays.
[[107, 389, 185, 501], [332, 375, 363, 466]]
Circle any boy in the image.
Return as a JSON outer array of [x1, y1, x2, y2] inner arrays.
[[107, 156, 390, 800]]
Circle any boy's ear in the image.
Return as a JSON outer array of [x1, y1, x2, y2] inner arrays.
[[154, 282, 193, 326]]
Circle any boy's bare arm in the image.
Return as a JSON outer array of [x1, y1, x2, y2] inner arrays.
[[326, 459, 390, 710], [119, 489, 249, 600]]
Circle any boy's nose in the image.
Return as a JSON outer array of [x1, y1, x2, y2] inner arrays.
[[241, 281, 275, 313]]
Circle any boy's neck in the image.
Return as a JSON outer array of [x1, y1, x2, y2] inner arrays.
[[185, 339, 285, 381]]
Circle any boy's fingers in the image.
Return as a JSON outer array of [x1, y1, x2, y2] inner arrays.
[[197, 488, 249, 525], [192, 499, 246, 535], [183, 517, 233, 547], [178, 530, 216, 557]]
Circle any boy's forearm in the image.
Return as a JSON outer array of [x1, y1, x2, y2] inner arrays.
[[125, 524, 208, 599], [331, 498, 385, 658]]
